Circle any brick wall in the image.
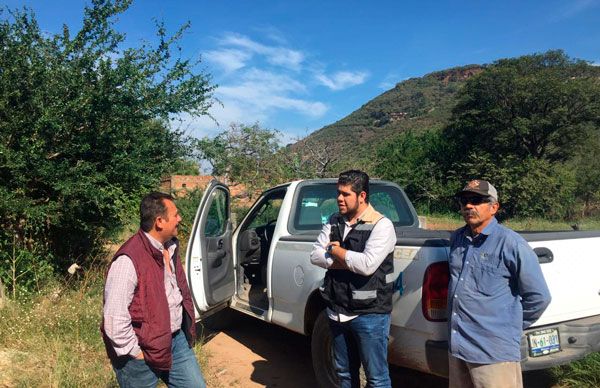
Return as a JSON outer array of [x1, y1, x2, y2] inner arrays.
[[160, 175, 253, 205], [160, 175, 215, 193]]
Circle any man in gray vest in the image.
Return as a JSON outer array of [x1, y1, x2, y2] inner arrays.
[[311, 170, 397, 388]]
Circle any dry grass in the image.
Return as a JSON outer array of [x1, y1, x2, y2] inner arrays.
[[423, 213, 600, 231], [0, 269, 218, 388], [0, 271, 116, 387]]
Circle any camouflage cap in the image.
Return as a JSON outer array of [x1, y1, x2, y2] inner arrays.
[[457, 179, 498, 201]]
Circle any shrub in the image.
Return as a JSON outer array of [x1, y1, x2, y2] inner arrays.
[[0, 1, 215, 295]]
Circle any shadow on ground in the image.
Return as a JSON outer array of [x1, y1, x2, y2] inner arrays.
[[199, 309, 559, 388]]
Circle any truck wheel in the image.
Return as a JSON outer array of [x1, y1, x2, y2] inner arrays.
[[311, 310, 339, 388], [311, 310, 368, 387]]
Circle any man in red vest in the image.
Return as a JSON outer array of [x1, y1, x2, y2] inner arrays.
[[101, 192, 205, 387]]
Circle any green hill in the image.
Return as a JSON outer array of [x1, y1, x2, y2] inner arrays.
[[301, 65, 483, 169]]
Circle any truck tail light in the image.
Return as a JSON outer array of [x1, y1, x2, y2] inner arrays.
[[422, 261, 449, 322]]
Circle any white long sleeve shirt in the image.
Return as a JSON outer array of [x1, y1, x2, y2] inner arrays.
[[310, 209, 396, 321]]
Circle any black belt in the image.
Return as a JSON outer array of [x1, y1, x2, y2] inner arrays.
[[171, 329, 180, 338]]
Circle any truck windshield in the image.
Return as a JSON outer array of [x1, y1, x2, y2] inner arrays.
[[293, 183, 416, 231]]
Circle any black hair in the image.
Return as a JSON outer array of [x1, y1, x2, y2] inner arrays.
[[140, 192, 175, 232], [337, 169, 370, 203]]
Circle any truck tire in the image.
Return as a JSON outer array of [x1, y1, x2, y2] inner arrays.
[[311, 310, 339, 388], [311, 310, 368, 387]]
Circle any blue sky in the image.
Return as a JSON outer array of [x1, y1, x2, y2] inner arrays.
[[5, 0, 600, 143]]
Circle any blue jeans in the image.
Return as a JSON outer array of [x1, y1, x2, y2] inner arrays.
[[329, 313, 392, 388], [113, 330, 206, 388]]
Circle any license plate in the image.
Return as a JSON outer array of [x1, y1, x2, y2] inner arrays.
[[527, 328, 561, 357]]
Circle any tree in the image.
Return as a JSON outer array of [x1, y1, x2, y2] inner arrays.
[[167, 158, 201, 175], [442, 50, 600, 218], [284, 136, 339, 179], [571, 131, 600, 217], [445, 153, 576, 220], [444, 50, 600, 163], [373, 130, 452, 212], [193, 123, 283, 194], [194, 123, 347, 200], [0, 0, 215, 292]]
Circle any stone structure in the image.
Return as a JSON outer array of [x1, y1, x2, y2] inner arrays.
[[160, 175, 215, 194], [160, 175, 253, 205]]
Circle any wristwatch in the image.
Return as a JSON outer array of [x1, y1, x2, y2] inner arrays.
[[327, 245, 333, 253]]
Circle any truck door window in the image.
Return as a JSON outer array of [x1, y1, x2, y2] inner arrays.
[[248, 198, 284, 228], [243, 188, 286, 231], [205, 188, 228, 237]]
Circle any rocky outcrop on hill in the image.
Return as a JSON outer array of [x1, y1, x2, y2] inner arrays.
[[298, 64, 483, 169]]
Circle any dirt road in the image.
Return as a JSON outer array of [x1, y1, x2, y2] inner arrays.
[[201, 310, 317, 387], [201, 310, 446, 388], [201, 310, 557, 388]]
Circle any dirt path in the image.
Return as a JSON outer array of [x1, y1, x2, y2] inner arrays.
[[200, 310, 449, 388], [201, 310, 558, 388], [201, 311, 316, 387]]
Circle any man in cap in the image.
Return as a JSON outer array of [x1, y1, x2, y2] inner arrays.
[[447, 180, 551, 388]]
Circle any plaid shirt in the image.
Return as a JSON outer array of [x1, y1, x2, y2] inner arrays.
[[103, 232, 183, 357]]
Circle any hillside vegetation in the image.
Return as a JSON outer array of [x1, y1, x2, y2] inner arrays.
[[302, 65, 483, 169], [301, 51, 600, 219]]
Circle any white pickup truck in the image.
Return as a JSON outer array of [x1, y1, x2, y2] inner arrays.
[[185, 179, 600, 387]]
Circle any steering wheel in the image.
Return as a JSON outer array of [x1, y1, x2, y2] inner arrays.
[[263, 219, 277, 244]]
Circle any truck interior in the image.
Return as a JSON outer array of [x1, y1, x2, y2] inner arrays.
[[235, 187, 287, 313]]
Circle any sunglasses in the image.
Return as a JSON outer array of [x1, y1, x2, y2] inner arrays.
[[458, 196, 491, 206]]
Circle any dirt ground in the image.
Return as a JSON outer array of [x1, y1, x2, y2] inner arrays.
[[200, 310, 317, 388], [201, 310, 559, 388]]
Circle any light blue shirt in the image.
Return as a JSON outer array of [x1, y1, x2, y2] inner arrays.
[[448, 217, 551, 363]]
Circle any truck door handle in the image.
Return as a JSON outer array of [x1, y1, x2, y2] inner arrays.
[[534, 247, 553, 264]]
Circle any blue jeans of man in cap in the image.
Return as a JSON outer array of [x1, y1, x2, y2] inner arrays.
[[113, 330, 205, 388], [329, 313, 392, 388]]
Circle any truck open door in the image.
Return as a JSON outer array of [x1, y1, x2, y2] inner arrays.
[[186, 180, 235, 317]]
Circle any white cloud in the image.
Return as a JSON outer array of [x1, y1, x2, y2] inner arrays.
[[240, 68, 307, 93], [218, 69, 327, 118], [218, 33, 305, 71], [267, 96, 328, 118], [551, 0, 599, 21], [194, 32, 370, 138], [316, 70, 369, 91], [174, 69, 328, 139], [173, 103, 267, 138], [278, 128, 307, 145], [255, 26, 289, 46], [591, 62, 600, 67], [204, 49, 251, 73]]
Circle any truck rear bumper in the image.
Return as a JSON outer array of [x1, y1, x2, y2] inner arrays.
[[521, 314, 600, 371], [424, 314, 600, 377]]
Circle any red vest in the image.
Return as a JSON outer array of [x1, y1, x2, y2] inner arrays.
[[101, 230, 196, 371]]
